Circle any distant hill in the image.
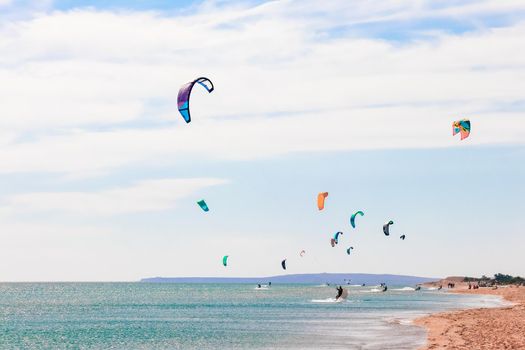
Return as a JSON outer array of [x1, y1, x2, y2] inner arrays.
[[141, 273, 438, 285]]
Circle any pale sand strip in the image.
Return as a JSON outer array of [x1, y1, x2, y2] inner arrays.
[[415, 285, 525, 350]]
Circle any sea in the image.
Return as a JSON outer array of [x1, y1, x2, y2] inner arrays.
[[0, 283, 504, 349]]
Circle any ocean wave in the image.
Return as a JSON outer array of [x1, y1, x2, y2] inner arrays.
[[392, 287, 415, 291], [385, 317, 415, 326], [310, 298, 347, 303]]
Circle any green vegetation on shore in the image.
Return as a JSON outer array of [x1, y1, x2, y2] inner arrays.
[[463, 273, 525, 286]]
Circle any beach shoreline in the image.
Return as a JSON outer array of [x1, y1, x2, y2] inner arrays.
[[415, 283, 525, 349]]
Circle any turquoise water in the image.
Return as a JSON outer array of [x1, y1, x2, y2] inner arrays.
[[0, 283, 503, 349]]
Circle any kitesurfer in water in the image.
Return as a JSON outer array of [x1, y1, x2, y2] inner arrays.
[[258, 284, 261, 288], [336, 286, 343, 299]]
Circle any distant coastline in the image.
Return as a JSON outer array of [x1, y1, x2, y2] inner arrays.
[[140, 272, 438, 285]]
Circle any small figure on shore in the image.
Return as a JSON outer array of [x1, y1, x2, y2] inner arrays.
[[468, 283, 472, 290], [438, 285, 443, 290]]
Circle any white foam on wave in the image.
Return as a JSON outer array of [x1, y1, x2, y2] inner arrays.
[[384, 316, 418, 326], [310, 297, 348, 303], [392, 287, 415, 291], [472, 295, 514, 308], [311, 297, 337, 303]]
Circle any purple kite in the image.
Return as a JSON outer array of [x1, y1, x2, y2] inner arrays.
[[177, 77, 214, 123]]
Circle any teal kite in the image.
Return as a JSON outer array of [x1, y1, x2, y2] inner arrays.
[[350, 211, 364, 228], [222, 255, 228, 267], [197, 200, 209, 212]]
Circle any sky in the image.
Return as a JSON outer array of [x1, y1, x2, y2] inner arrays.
[[0, 0, 523, 281]]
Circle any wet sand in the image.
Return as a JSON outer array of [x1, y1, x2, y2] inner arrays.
[[415, 285, 525, 349]]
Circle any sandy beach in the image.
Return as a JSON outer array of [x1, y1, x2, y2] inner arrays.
[[416, 283, 525, 349]]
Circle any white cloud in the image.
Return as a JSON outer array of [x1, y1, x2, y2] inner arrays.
[[0, 0, 522, 226], [1, 178, 228, 216], [0, 1, 523, 135], [0, 106, 522, 175], [0, 1, 523, 281]]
